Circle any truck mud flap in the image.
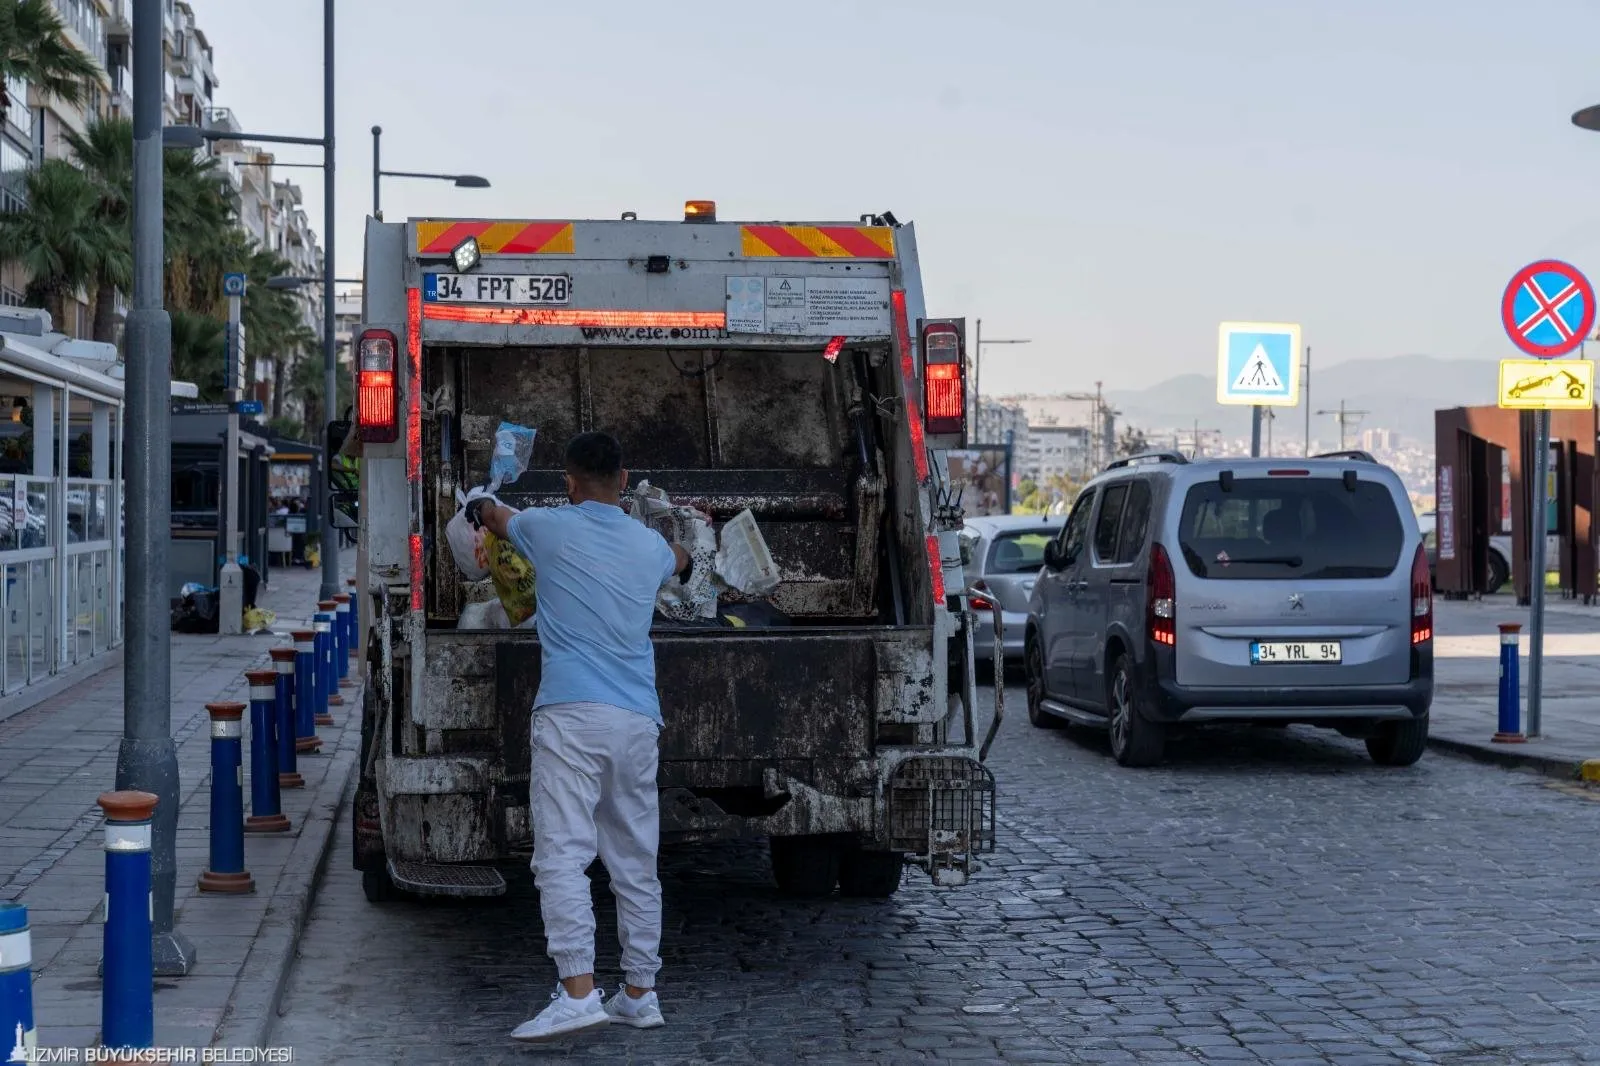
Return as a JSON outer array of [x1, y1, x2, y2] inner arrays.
[[885, 756, 996, 887]]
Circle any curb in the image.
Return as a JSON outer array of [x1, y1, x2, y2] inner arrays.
[[1426, 733, 1586, 781], [209, 714, 359, 1051]]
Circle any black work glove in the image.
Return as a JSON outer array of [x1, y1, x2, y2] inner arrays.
[[465, 496, 493, 530]]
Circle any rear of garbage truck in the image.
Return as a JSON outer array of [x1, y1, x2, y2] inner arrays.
[[350, 203, 1001, 901]]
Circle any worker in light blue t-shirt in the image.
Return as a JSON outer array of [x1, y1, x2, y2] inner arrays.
[[469, 431, 696, 1044]]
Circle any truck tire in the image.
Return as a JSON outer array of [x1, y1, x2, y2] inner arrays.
[[838, 848, 904, 899], [1366, 714, 1429, 767], [1025, 636, 1064, 730], [769, 836, 840, 897], [1107, 654, 1165, 768], [362, 866, 399, 904]]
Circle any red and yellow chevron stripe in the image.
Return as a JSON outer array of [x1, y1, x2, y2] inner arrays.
[[740, 225, 896, 259], [415, 220, 575, 256]]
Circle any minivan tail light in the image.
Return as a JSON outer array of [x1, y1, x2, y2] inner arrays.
[[356, 328, 398, 443], [1148, 542, 1176, 647], [1410, 543, 1432, 644]]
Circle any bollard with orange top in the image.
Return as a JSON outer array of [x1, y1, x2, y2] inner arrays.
[[291, 628, 322, 753], [244, 670, 290, 833], [1492, 622, 1526, 744], [270, 646, 303, 787], [316, 601, 342, 712], [99, 790, 157, 1053], [198, 702, 254, 893], [333, 593, 353, 688]]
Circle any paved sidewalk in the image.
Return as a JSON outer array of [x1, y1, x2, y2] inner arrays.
[[0, 556, 362, 1051], [1430, 598, 1600, 777]]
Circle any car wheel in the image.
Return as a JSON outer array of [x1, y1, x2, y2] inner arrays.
[[769, 835, 841, 897], [837, 848, 904, 899], [1025, 635, 1064, 729], [1486, 552, 1509, 595], [1107, 654, 1165, 768], [1366, 715, 1428, 767]]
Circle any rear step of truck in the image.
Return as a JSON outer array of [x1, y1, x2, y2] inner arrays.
[[387, 859, 507, 898]]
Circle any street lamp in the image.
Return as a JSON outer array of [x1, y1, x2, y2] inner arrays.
[[970, 319, 1030, 439], [370, 125, 490, 219]]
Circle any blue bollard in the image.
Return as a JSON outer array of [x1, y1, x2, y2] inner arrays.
[[1, 903, 34, 1062], [199, 702, 255, 893], [315, 603, 342, 715], [98, 790, 156, 1052], [291, 629, 322, 754], [270, 647, 303, 787], [345, 578, 360, 662], [333, 594, 352, 687], [1493, 622, 1525, 743], [244, 670, 291, 833]]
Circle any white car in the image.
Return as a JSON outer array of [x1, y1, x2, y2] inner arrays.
[[1417, 511, 1512, 594]]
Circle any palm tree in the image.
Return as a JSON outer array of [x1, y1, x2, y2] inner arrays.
[[0, 0, 100, 123], [170, 309, 226, 400], [0, 159, 113, 331], [65, 116, 134, 345]]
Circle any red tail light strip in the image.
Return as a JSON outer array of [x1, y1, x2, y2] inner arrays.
[[926, 534, 946, 602], [406, 289, 424, 612], [422, 304, 725, 328], [890, 290, 930, 484], [406, 289, 422, 485]]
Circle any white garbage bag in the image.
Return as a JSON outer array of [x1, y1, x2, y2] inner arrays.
[[714, 508, 780, 597], [446, 488, 490, 581], [457, 599, 511, 629]]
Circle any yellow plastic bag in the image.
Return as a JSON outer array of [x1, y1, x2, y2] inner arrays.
[[483, 531, 536, 625]]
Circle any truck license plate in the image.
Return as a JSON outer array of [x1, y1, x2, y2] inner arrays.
[[425, 273, 571, 304], [1251, 641, 1341, 664]]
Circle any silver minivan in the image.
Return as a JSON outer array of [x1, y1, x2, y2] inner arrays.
[[959, 515, 1063, 665], [1024, 451, 1433, 768]]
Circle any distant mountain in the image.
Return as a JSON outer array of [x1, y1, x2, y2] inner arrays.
[[1102, 355, 1493, 446]]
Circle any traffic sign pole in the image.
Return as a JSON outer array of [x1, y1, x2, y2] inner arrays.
[[1250, 406, 1262, 457], [218, 273, 247, 637], [1528, 410, 1550, 738], [1498, 258, 1594, 740]]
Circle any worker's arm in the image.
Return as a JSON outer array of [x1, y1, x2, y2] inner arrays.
[[466, 497, 516, 541]]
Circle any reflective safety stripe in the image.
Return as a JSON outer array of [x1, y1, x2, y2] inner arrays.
[[422, 304, 726, 329], [211, 719, 243, 740], [415, 219, 574, 256], [249, 684, 276, 701], [740, 224, 896, 259], [0, 928, 31, 970], [105, 823, 151, 852], [275, 658, 294, 674], [1501, 632, 1519, 645], [336, 601, 350, 613], [314, 620, 331, 633], [294, 640, 314, 654]]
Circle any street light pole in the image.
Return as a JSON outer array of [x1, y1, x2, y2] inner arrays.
[[320, 0, 339, 602], [123, 0, 194, 976], [371, 124, 381, 219], [970, 319, 1030, 441]]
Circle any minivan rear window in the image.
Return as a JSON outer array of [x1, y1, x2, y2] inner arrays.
[[986, 531, 1054, 574], [1177, 478, 1403, 580]]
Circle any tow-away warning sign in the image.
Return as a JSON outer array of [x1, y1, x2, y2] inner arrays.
[[725, 276, 891, 336]]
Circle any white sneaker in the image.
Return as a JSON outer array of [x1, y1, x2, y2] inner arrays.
[[510, 986, 609, 1042], [603, 984, 665, 1029]]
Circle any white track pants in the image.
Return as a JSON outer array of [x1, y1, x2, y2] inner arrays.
[[529, 701, 663, 988]]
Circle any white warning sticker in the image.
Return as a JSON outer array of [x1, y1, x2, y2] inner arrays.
[[725, 276, 893, 337]]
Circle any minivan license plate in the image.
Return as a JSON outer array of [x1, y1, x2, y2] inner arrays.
[[1251, 641, 1341, 664]]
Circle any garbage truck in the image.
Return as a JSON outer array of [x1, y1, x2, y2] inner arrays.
[[345, 202, 1003, 902]]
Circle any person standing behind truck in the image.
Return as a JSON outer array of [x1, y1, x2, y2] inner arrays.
[[468, 431, 695, 1043]]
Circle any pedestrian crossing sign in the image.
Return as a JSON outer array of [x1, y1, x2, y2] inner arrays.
[[1217, 322, 1301, 406]]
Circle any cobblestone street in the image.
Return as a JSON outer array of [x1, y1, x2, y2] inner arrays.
[[270, 684, 1600, 1065]]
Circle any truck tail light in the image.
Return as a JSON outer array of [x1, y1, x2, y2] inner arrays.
[[1410, 543, 1432, 644], [355, 329, 398, 443], [922, 322, 965, 437], [969, 579, 993, 610], [1148, 542, 1176, 647]]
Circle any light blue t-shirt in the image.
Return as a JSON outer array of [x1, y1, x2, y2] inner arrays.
[[506, 500, 678, 725]]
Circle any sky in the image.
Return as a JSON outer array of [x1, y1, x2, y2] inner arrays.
[[194, 0, 1600, 396]]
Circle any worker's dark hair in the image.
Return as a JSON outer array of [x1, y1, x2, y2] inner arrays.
[[565, 431, 624, 485]]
